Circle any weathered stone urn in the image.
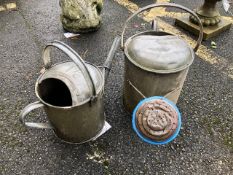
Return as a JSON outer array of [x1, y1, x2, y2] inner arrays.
[[175, 0, 232, 39], [60, 0, 103, 33], [189, 0, 222, 26]]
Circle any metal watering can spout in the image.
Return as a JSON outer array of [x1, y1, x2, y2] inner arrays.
[[102, 36, 121, 81]]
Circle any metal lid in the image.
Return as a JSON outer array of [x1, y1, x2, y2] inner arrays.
[[125, 33, 194, 73], [36, 62, 103, 106], [132, 96, 181, 145]]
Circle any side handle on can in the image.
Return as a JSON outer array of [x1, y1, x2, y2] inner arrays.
[[19, 101, 53, 129]]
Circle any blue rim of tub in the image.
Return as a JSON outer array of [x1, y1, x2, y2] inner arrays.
[[132, 96, 182, 145]]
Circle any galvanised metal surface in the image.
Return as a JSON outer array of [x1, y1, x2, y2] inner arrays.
[[38, 62, 103, 106], [20, 38, 120, 144], [135, 98, 178, 141], [121, 3, 204, 113], [125, 33, 194, 73], [123, 57, 189, 113]]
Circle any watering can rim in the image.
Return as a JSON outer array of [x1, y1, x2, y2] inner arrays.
[[35, 61, 105, 109], [124, 31, 195, 74]]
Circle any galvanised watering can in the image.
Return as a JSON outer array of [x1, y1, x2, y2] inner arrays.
[[20, 38, 120, 144], [121, 3, 203, 114]]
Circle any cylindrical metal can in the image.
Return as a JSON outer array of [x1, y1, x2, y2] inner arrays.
[[121, 3, 203, 113]]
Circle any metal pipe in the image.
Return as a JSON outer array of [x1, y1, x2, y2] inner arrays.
[[103, 36, 121, 81]]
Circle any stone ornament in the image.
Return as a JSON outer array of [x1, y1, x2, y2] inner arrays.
[[60, 0, 103, 33], [190, 0, 222, 26]]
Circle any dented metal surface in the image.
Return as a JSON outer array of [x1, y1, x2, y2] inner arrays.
[[125, 33, 194, 73]]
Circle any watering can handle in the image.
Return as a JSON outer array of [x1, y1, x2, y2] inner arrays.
[[121, 3, 203, 52], [19, 101, 53, 129], [42, 40, 97, 99]]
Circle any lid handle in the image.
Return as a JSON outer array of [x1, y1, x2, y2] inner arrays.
[[121, 3, 203, 52], [42, 40, 97, 99]]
